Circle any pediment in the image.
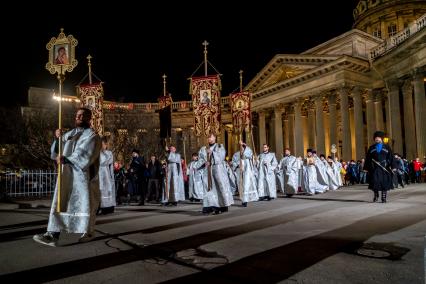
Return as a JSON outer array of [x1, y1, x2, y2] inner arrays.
[[246, 54, 339, 92], [260, 64, 306, 89]]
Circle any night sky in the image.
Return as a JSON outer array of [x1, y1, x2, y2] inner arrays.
[[3, 1, 359, 106]]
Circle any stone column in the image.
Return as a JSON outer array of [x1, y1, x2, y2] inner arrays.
[[380, 19, 387, 38], [308, 106, 316, 149], [387, 79, 403, 155], [226, 128, 233, 158], [352, 87, 365, 160], [413, 69, 426, 160], [374, 92, 384, 132], [402, 79, 416, 159], [258, 110, 266, 150], [350, 108, 356, 158], [397, 12, 405, 32], [314, 96, 325, 155], [324, 112, 330, 156], [274, 107, 284, 158], [339, 87, 352, 161], [283, 111, 290, 149], [384, 94, 390, 135], [365, 90, 376, 142], [288, 113, 295, 154], [303, 115, 309, 154], [269, 111, 275, 150], [293, 100, 304, 157], [233, 132, 240, 154], [328, 93, 338, 149]]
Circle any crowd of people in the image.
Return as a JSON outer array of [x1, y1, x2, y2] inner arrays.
[[112, 133, 426, 210], [32, 108, 426, 247], [111, 141, 426, 209]]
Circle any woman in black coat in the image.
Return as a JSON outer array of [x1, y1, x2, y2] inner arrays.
[[365, 131, 394, 203]]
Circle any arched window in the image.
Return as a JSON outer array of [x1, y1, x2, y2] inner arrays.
[[388, 23, 397, 36], [373, 26, 382, 38]]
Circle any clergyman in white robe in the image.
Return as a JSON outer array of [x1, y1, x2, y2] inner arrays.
[[162, 147, 185, 204], [232, 144, 259, 206], [257, 144, 278, 200], [99, 147, 116, 210], [187, 154, 204, 201], [278, 149, 299, 196], [33, 109, 101, 247], [195, 134, 234, 214]]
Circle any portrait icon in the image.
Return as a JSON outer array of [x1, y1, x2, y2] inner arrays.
[[86, 96, 96, 110], [200, 89, 211, 105], [53, 44, 69, 65], [236, 99, 245, 110]]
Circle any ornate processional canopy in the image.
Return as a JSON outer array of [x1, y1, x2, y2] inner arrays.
[[230, 70, 251, 135], [76, 55, 105, 135], [189, 40, 222, 137]]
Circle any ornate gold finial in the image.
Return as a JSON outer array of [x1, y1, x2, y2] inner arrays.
[[162, 74, 167, 96], [87, 55, 93, 84], [60, 28, 64, 33], [202, 40, 209, 76], [239, 70, 243, 92]]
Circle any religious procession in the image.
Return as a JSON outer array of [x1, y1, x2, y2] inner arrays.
[[31, 30, 424, 248]]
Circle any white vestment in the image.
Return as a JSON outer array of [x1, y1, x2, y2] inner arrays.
[[278, 155, 299, 195], [162, 152, 185, 202], [195, 143, 234, 209], [257, 152, 278, 198], [48, 127, 101, 234], [99, 150, 116, 208], [187, 160, 204, 200], [232, 147, 259, 203]]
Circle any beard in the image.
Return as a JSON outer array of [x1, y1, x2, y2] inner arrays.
[[75, 120, 90, 128]]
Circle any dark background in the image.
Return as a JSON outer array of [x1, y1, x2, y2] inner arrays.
[[2, 1, 359, 106]]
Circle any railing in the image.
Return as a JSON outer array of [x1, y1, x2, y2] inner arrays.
[[172, 101, 192, 111], [0, 170, 57, 198], [370, 13, 426, 59], [103, 96, 232, 112]]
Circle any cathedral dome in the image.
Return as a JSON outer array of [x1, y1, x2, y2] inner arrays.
[[353, 0, 426, 39]]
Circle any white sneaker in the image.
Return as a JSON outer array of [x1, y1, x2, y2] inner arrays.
[[33, 232, 58, 247], [78, 233, 95, 243]]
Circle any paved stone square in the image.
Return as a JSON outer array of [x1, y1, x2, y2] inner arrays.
[[0, 184, 425, 283]]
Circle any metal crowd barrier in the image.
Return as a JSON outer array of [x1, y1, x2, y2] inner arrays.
[[0, 170, 57, 198]]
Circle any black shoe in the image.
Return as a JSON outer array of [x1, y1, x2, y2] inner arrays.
[[373, 192, 379, 202], [242, 202, 247, 207], [220, 207, 228, 213], [33, 232, 59, 247], [381, 191, 387, 203]]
